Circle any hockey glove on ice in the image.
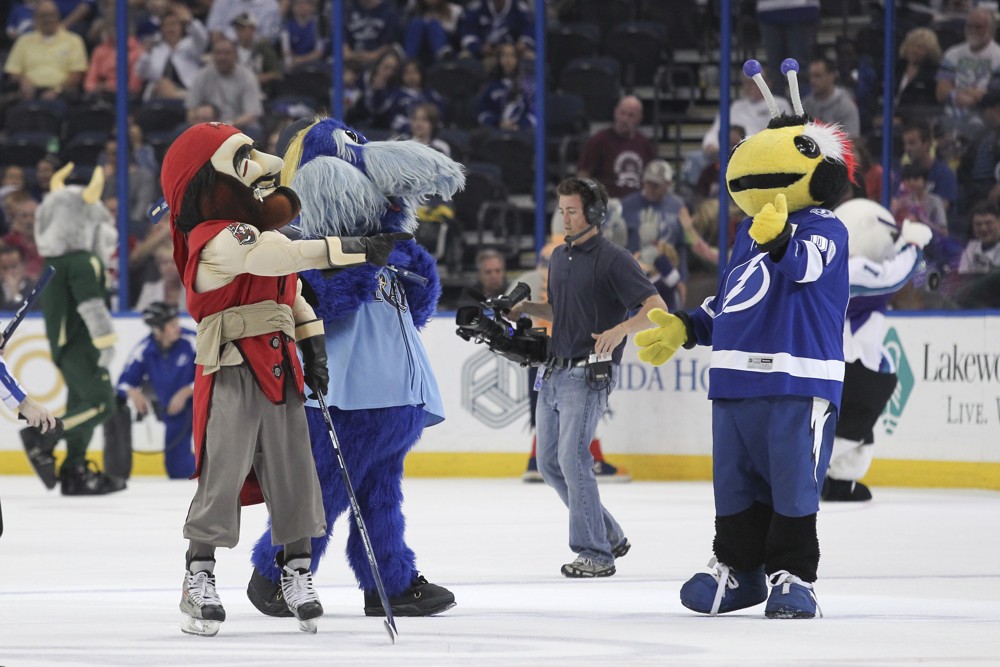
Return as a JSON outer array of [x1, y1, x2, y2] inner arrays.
[[635, 308, 694, 366], [342, 232, 414, 267], [298, 334, 329, 399]]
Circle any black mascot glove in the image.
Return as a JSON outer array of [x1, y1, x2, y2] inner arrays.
[[342, 232, 414, 266], [298, 334, 329, 399]]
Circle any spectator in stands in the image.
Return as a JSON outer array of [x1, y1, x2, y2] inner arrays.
[[135, 0, 170, 44], [3, 1, 87, 102], [0, 245, 37, 311], [848, 139, 883, 203], [403, 0, 463, 67], [135, 242, 185, 312], [380, 59, 446, 134], [408, 102, 451, 156], [99, 138, 160, 239], [957, 200, 1000, 275], [895, 27, 944, 125], [84, 23, 144, 101], [756, 0, 820, 95], [361, 48, 402, 126], [692, 126, 747, 203], [803, 57, 861, 138], [936, 6, 1000, 137], [892, 162, 957, 269], [898, 121, 959, 216], [205, 0, 282, 44], [343, 0, 401, 70], [2, 191, 44, 280], [185, 37, 265, 139], [6, 0, 38, 40], [0, 166, 27, 203], [701, 73, 791, 159], [232, 13, 282, 100], [458, 0, 534, 64], [619, 160, 689, 309], [135, 5, 210, 102], [29, 155, 59, 203], [958, 90, 1000, 218], [577, 95, 658, 199], [476, 42, 535, 132], [53, 0, 95, 34], [280, 0, 325, 72]]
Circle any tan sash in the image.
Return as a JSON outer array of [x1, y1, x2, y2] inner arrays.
[[195, 301, 295, 375]]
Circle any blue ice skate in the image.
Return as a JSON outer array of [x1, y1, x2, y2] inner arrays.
[[764, 570, 822, 619], [680, 558, 767, 615]]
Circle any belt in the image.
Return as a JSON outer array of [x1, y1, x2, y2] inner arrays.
[[548, 356, 589, 369]]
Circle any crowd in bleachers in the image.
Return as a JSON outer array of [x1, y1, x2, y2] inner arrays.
[[0, 0, 998, 314]]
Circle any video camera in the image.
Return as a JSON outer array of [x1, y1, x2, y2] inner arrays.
[[455, 282, 550, 367]]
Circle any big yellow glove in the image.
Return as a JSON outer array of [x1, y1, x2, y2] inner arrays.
[[749, 193, 789, 246], [635, 308, 688, 366]]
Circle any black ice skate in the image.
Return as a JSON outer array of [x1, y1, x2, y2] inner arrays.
[[364, 575, 456, 617], [246, 567, 293, 617], [821, 477, 872, 502], [59, 461, 126, 496], [279, 553, 323, 633], [180, 558, 226, 637], [20, 425, 62, 490]]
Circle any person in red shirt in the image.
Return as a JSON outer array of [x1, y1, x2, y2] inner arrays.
[[577, 95, 658, 199]]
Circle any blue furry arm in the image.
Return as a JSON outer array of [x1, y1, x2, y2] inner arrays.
[[301, 265, 380, 325], [389, 240, 441, 329]]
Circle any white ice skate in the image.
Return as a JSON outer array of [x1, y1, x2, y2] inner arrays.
[[180, 560, 226, 637], [280, 554, 324, 634]]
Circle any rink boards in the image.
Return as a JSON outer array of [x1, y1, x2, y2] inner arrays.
[[0, 312, 998, 489]]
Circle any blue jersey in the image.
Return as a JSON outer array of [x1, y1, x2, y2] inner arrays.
[[117, 328, 197, 408], [306, 269, 444, 427], [0, 355, 27, 411], [689, 207, 849, 408]]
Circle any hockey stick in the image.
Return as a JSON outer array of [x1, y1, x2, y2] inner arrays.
[[2, 265, 55, 343], [314, 391, 398, 643]]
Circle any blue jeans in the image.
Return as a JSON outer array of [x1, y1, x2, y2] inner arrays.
[[536, 365, 624, 565]]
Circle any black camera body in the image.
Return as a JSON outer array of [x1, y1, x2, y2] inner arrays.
[[455, 282, 550, 367]]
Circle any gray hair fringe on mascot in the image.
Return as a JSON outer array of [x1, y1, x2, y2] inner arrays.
[[247, 117, 466, 619]]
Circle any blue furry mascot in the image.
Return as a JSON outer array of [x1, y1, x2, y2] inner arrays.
[[247, 118, 465, 617]]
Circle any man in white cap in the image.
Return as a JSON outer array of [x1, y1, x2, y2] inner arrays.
[[619, 159, 690, 309]]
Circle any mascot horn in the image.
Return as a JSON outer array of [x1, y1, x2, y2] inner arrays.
[[635, 58, 854, 619], [246, 117, 466, 619]]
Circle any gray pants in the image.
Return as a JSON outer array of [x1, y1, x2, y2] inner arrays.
[[183, 365, 325, 550]]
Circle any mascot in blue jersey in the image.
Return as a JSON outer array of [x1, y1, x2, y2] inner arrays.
[[247, 117, 465, 617], [636, 59, 855, 619]]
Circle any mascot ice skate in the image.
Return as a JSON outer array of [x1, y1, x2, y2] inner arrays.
[[825, 199, 931, 501], [22, 163, 123, 495], [636, 59, 854, 619], [159, 121, 406, 636], [246, 117, 464, 618]]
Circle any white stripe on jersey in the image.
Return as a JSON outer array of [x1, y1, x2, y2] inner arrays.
[[712, 349, 845, 382]]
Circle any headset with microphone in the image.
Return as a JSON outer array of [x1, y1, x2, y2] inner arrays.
[[565, 178, 608, 244]]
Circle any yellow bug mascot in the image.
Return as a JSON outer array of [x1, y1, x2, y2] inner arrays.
[[636, 59, 855, 619]]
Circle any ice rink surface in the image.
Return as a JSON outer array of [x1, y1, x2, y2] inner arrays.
[[0, 476, 998, 666]]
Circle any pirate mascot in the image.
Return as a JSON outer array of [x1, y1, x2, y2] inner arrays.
[[159, 122, 405, 636]]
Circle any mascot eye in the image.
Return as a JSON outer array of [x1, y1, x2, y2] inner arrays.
[[794, 135, 820, 158], [343, 130, 361, 144]]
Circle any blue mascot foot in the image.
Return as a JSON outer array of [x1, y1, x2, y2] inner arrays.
[[364, 575, 456, 617], [764, 570, 821, 619], [680, 558, 767, 615], [247, 567, 294, 617]]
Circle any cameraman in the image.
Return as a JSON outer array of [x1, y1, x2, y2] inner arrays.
[[510, 178, 666, 578]]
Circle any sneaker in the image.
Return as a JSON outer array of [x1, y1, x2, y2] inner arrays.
[[765, 570, 821, 619], [561, 556, 616, 578], [522, 456, 544, 483], [593, 460, 631, 483], [679, 558, 767, 615], [612, 538, 631, 559], [363, 575, 456, 617], [821, 477, 872, 502], [59, 461, 126, 496]]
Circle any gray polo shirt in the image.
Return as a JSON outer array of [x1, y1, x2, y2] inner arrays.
[[547, 233, 657, 364]]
